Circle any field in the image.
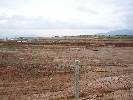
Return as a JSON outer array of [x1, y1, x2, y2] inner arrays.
[[0, 39, 133, 100]]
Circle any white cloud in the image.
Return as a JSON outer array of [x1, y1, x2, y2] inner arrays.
[[0, 0, 133, 36]]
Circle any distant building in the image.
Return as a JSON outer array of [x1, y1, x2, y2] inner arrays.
[[17, 40, 27, 43]]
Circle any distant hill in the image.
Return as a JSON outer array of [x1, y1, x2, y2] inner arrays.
[[98, 29, 133, 35]]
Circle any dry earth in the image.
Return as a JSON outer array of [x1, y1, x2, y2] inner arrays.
[[0, 40, 133, 100]]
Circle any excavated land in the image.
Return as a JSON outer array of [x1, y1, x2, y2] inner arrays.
[[0, 39, 133, 100]]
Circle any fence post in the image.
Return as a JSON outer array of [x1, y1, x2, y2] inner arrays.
[[75, 60, 80, 100]]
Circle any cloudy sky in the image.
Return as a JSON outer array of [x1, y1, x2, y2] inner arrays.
[[0, 0, 133, 37]]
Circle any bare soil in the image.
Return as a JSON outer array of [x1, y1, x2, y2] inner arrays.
[[0, 39, 133, 100]]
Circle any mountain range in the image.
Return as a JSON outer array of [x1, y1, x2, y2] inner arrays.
[[98, 29, 133, 35]]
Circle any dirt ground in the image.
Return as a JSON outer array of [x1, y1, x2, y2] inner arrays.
[[0, 40, 133, 100]]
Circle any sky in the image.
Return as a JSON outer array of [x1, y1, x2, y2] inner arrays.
[[0, 0, 133, 37]]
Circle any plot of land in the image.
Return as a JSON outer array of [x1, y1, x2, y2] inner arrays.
[[0, 39, 133, 100]]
